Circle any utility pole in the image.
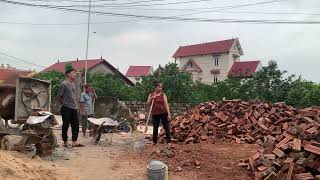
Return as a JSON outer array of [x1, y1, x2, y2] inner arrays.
[[84, 0, 92, 84]]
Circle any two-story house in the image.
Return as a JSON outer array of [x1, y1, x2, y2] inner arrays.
[[173, 38, 248, 84]]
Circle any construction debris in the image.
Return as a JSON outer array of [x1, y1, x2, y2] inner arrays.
[[158, 100, 320, 179]]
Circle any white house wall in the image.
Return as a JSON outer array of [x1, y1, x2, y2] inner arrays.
[[127, 76, 143, 84], [178, 53, 234, 84]]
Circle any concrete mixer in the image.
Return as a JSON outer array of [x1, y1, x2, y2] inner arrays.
[[0, 77, 57, 155]]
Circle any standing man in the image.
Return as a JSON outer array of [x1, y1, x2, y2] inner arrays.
[[80, 84, 97, 137], [56, 68, 84, 148]]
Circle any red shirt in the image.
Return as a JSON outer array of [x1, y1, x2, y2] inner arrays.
[[151, 92, 167, 115]]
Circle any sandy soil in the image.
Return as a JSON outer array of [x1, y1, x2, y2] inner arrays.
[[0, 150, 71, 180]]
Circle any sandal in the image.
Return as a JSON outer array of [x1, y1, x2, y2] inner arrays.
[[63, 143, 71, 148], [72, 143, 85, 147]]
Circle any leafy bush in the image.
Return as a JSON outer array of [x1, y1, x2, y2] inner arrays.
[[35, 62, 320, 108], [35, 71, 65, 98]]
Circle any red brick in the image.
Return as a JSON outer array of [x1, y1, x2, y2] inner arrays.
[[306, 127, 317, 134], [293, 138, 302, 152], [303, 116, 315, 123], [257, 165, 267, 172], [272, 148, 285, 158], [276, 137, 291, 148], [304, 144, 320, 155], [295, 173, 314, 180], [284, 157, 294, 164], [250, 116, 258, 125], [287, 163, 294, 180]]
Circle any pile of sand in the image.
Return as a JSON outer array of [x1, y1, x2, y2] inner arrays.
[[0, 150, 59, 180]]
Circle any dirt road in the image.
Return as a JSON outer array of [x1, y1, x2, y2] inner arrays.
[[0, 129, 258, 180]]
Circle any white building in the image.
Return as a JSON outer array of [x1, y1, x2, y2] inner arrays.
[[173, 38, 261, 84]]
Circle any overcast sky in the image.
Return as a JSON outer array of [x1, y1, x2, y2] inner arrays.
[[0, 0, 320, 81]]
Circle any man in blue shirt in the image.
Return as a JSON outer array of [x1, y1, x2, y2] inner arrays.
[[80, 84, 97, 137]]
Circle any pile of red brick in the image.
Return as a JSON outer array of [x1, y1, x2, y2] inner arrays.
[[159, 99, 320, 179]]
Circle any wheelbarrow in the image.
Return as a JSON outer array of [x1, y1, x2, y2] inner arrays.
[[88, 117, 132, 144]]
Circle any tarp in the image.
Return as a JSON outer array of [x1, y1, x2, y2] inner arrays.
[[26, 115, 51, 125]]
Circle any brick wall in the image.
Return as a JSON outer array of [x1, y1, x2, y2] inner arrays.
[[52, 98, 191, 118], [122, 101, 191, 117]]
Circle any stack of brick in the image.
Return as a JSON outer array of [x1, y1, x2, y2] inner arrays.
[[158, 100, 320, 179]]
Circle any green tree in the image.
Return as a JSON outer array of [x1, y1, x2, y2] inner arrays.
[[136, 63, 196, 103], [87, 73, 135, 101], [285, 78, 315, 107], [35, 71, 65, 98], [65, 63, 74, 73]]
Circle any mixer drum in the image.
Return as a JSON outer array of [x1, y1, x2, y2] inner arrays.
[[0, 85, 16, 120]]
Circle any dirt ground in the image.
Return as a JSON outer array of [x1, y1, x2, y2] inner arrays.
[[124, 142, 260, 180], [0, 128, 259, 180]]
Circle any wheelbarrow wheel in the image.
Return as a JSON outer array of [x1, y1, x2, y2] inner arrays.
[[94, 133, 102, 143], [94, 122, 105, 143], [47, 131, 57, 149]]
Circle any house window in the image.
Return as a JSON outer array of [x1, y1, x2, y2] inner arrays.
[[187, 61, 193, 68], [213, 76, 218, 83], [214, 57, 219, 66], [135, 77, 141, 81]]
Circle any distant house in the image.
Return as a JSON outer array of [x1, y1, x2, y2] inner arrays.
[[228, 61, 262, 78], [173, 38, 261, 84], [0, 66, 34, 85], [125, 66, 153, 84], [42, 58, 134, 86]]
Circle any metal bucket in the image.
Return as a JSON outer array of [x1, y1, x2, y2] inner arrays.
[[147, 160, 166, 180]]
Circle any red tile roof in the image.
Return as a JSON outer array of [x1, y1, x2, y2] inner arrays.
[[42, 59, 103, 73], [173, 39, 239, 58], [125, 66, 152, 77], [0, 68, 33, 85], [228, 61, 261, 78], [42, 59, 134, 86]]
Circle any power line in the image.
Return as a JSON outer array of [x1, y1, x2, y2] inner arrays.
[[217, 11, 320, 16], [20, 0, 291, 15], [0, 19, 135, 25], [24, 0, 136, 2], [175, 0, 288, 17], [0, 51, 47, 68], [1, 0, 320, 24], [42, 0, 216, 7]]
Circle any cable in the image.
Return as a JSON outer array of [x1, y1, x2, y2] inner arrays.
[[42, 0, 216, 7], [17, 0, 292, 17], [1, 0, 320, 24], [24, 0, 133, 2], [0, 19, 135, 25], [0, 51, 47, 68], [175, 0, 288, 17], [216, 11, 320, 16]]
